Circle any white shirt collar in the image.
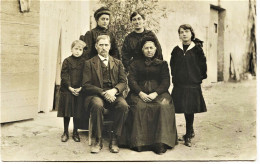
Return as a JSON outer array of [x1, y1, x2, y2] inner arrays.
[[98, 54, 109, 66], [177, 41, 196, 53]]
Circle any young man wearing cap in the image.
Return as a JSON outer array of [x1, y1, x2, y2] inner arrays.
[[122, 11, 163, 72], [80, 7, 120, 60]]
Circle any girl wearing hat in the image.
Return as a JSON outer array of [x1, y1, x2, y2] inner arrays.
[[170, 24, 207, 147], [80, 7, 120, 60]]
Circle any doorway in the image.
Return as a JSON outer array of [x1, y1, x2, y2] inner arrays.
[[208, 5, 225, 83]]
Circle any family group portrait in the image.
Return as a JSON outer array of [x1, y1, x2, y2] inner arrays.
[[0, 0, 257, 162]]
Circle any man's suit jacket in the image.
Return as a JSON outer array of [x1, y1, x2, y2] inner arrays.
[[82, 55, 127, 109]]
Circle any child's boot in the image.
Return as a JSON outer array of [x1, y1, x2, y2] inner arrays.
[[61, 131, 69, 142], [72, 129, 80, 142]]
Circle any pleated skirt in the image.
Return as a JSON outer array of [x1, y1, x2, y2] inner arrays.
[[171, 85, 207, 114]]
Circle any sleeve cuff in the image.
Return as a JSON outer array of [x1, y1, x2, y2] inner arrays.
[[115, 87, 120, 95]]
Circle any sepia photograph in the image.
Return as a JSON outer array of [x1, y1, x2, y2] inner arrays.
[[0, 0, 257, 162]]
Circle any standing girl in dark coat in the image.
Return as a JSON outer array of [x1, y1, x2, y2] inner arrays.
[[170, 24, 207, 147], [57, 40, 86, 142]]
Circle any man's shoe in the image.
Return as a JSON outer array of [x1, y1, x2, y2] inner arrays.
[[91, 138, 103, 153], [109, 140, 120, 153], [72, 131, 80, 142], [61, 132, 69, 142], [109, 135, 119, 153]]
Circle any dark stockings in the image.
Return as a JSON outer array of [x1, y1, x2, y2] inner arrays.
[[184, 113, 194, 138], [63, 117, 78, 133]]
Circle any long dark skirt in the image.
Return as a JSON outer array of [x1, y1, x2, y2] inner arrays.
[[120, 92, 177, 148], [57, 91, 84, 118], [171, 85, 207, 114]]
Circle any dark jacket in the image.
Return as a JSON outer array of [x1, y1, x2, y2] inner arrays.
[[170, 42, 207, 86], [80, 25, 120, 60], [122, 29, 163, 72], [82, 55, 127, 97], [128, 58, 170, 95], [60, 55, 85, 92], [57, 55, 85, 118]]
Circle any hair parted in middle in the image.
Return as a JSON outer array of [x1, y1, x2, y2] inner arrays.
[[178, 24, 195, 41], [140, 36, 159, 59]]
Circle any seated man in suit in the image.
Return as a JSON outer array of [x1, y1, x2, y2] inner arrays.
[[82, 35, 129, 154]]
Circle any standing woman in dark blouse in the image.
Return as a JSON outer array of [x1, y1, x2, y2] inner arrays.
[[80, 7, 120, 60], [122, 11, 163, 72], [170, 24, 207, 147], [57, 40, 86, 143], [126, 37, 177, 154]]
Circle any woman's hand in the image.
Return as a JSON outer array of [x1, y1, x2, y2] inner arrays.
[[139, 91, 152, 102], [75, 87, 82, 92], [69, 86, 79, 96], [74, 87, 82, 95], [148, 92, 158, 100]]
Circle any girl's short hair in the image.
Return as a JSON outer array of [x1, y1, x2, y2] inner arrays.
[[95, 35, 111, 45], [130, 11, 145, 21], [178, 24, 195, 40], [71, 40, 86, 49]]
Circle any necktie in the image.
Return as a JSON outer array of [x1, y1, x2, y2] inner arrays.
[[102, 58, 108, 66]]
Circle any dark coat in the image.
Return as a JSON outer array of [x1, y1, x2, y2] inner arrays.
[[122, 29, 163, 72], [80, 25, 120, 60], [170, 42, 207, 86], [82, 55, 127, 110], [128, 58, 170, 95], [57, 55, 85, 117], [60, 56, 85, 91], [170, 42, 207, 114], [121, 58, 177, 148]]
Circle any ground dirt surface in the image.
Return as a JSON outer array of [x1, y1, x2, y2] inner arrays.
[[1, 79, 257, 161]]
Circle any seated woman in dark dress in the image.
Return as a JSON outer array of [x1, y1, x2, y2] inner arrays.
[[126, 36, 178, 154]]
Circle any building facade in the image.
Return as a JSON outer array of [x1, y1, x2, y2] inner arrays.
[[1, 0, 255, 123]]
